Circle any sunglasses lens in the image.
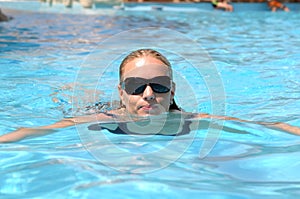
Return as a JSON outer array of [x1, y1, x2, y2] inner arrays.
[[132, 85, 147, 95], [150, 83, 170, 93], [122, 78, 144, 95]]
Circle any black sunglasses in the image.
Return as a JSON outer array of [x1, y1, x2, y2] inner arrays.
[[121, 76, 172, 95]]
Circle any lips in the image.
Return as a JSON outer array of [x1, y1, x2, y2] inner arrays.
[[137, 104, 164, 115], [139, 104, 153, 110]]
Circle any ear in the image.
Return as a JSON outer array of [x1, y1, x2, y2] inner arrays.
[[171, 82, 176, 101], [118, 84, 125, 106]]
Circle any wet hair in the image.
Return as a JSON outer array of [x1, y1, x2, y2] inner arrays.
[[119, 49, 172, 81], [119, 49, 181, 111]]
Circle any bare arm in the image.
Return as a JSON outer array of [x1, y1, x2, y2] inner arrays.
[[196, 113, 300, 136], [0, 113, 116, 143]]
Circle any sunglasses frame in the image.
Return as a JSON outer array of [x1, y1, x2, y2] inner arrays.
[[120, 76, 172, 95]]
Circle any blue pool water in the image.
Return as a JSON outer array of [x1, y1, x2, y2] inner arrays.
[[1, 1, 300, 198]]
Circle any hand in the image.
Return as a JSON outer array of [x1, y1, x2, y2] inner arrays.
[[267, 122, 300, 136]]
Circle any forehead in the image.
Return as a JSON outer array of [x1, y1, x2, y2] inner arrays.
[[122, 56, 171, 79]]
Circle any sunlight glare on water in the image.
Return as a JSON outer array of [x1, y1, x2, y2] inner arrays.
[[0, 1, 300, 198]]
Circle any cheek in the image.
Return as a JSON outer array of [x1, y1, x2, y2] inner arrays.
[[156, 94, 171, 108], [124, 95, 140, 108]]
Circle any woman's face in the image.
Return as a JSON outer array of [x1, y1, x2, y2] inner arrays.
[[119, 56, 175, 116]]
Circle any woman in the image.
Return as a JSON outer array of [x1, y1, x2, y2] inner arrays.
[[0, 49, 299, 142]]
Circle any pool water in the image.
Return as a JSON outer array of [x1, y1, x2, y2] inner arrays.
[[1, 1, 300, 198]]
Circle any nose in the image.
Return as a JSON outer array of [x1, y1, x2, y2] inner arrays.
[[142, 85, 155, 101]]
